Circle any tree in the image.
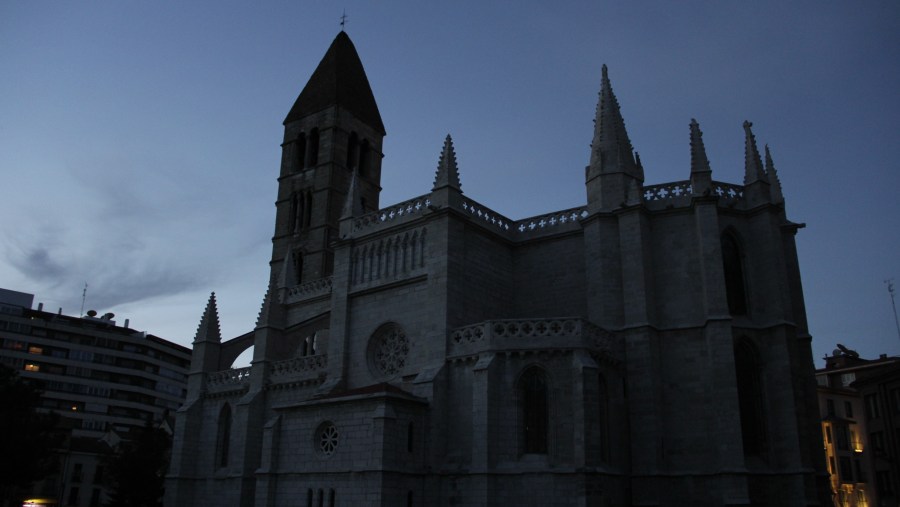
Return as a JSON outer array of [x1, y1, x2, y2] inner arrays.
[[104, 422, 171, 507], [0, 364, 60, 507]]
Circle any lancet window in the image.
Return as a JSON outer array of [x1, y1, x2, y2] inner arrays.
[[734, 338, 767, 457], [721, 232, 748, 315], [519, 366, 549, 454], [216, 403, 232, 468], [306, 128, 320, 167], [293, 133, 306, 171]]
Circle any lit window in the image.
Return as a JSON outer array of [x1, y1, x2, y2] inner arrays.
[[24, 363, 40, 372], [28, 346, 43, 355]]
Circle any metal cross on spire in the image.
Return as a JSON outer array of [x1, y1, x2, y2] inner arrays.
[[340, 10, 347, 31]]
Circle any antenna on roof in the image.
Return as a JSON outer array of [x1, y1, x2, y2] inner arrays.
[[887, 278, 900, 344], [80, 282, 88, 317], [340, 10, 347, 32]]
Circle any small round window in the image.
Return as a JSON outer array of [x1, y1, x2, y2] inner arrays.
[[316, 422, 339, 457], [367, 323, 410, 378]]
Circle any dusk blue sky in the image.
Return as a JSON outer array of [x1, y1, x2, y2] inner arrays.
[[1, 1, 898, 366]]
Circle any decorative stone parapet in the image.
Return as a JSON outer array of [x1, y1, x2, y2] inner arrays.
[[642, 180, 745, 209], [447, 318, 621, 361], [284, 277, 333, 304], [353, 195, 432, 233], [207, 366, 251, 392], [269, 354, 327, 385]]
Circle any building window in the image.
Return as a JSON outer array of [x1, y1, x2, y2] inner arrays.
[[28, 345, 43, 355], [317, 422, 339, 457], [839, 457, 853, 482], [306, 129, 320, 167], [294, 133, 307, 171], [870, 431, 884, 453], [865, 394, 880, 419], [844, 401, 853, 418], [876, 470, 894, 496], [329, 489, 335, 507], [347, 131, 359, 169], [67, 486, 79, 506], [317, 488, 324, 507], [72, 463, 83, 482], [826, 399, 835, 417], [359, 139, 370, 177], [24, 363, 40, 372], [598, 373, 610, 463], [367, 323, 410, 378], [519, 366, 549, 454], [216, 404, 232, 468], [734, 339, 766, 457], [307, 489, 313, 507], [836, 424, 849, 451], [721, 232, 748, 315], [89, 488, 101, 507], [407, 491, 414, 507]]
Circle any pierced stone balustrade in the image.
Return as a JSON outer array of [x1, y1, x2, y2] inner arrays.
[[269, 355, 327, 384], [207, 367, 251, 392], [285, 277, 333, 304], [353, 195, 432, 233], [448, 318, 621, 361]]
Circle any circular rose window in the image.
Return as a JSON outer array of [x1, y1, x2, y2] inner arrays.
[[317, 422, 339, 457], [368, 323, 410, 378]]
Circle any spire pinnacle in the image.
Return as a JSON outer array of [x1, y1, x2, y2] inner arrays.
[[341, 170, 364, 219], [255, 287, 272, 329], [194, 292, 222, 343], [689, 119, 711, 174], [432, 134, 462, 191], [588, 64, 639, 179], [765, 145, 784, 203], [743, 121, 768, 185]]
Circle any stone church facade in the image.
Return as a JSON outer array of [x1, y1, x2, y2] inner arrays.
[[166, 32, 829, 506]]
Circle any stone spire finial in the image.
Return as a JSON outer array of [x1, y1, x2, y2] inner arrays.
[[588, 65, 639, 179], [432, 134, 462, 191], [743, 121, 768, 185], [765, 145, 784, 203], [634, 151, 645, 182], [341, 170, 363, 219], [194, 292, 222, 343], [689, 119, 712, 174], [689, 119, 713, 195]]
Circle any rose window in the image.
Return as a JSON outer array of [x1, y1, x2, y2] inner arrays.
[[368, 324, 410, 377], [318, 422, 339, 456]]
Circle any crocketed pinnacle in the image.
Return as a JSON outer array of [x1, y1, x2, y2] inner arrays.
[[284, 32, 385, 134], [194, 292, 221, 343], [689, 119, 712, 174], [432, 134, 462, 191], [743, 121, 768, 185], [765, 145, 784, 203], [255, 287, 272, 329], [341, 170, 364, 219], [589, 65, 640, 179]]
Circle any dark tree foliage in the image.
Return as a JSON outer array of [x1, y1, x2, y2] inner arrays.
[[104, 423, 171, 507], [0, 364, 60, 506]]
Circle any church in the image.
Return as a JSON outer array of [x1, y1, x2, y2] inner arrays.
[[166, 32, 829, 506]]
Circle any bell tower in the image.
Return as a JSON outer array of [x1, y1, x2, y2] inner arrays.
[[271, 31, 385, 288]]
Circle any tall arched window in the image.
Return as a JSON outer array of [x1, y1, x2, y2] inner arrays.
[[598, 373, 609, 463], [216, 404, 232, 468], [721, 232, 748, 315], [347, 132, 359, 169], [734, 339, 767, 457], [519, 366, 549, 454], [306, 129, 320, 168], [293, 133, 306, 171], [359, 140, 371, 178]]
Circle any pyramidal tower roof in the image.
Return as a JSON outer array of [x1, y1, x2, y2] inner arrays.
[[284, 31, 385, 134], [432, 134, 462, 191]]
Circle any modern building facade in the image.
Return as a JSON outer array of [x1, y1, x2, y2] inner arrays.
[[0, 288, 190, 506], [166, 32, 829, 506]]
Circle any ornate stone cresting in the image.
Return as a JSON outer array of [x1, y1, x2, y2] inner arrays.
[[743, 121, 768, 185], [270, 354, 327, 383], [353, 195, 432, 232]]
